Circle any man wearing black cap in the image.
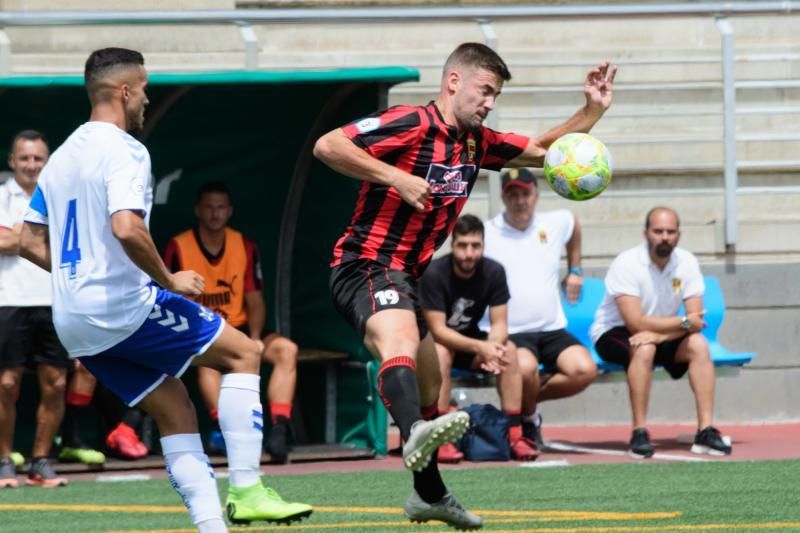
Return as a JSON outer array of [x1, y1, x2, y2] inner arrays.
[[482, 168, 598, 449]]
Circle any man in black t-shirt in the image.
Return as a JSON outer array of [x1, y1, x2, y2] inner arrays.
[[420, 215, 539, 463]]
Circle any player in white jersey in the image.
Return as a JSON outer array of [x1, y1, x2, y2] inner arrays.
[[19, 47, 312, 532]]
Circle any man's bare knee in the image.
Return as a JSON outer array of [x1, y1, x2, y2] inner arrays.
[[630, 344, 656, 364], [0, 374, 21, 398], [686, 333, 711, 361], [265, 337, 298, 369]]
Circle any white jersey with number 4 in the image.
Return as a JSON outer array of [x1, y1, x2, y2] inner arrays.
[[24, 121, 156, 357]]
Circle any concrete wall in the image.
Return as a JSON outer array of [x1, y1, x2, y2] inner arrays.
[[461, 260, 800, 426]]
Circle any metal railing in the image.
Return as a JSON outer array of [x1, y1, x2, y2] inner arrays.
[[0, 1, 798, 248]]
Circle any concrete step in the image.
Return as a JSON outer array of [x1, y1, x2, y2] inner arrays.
[[464, 366, 800, 425], [463, 175, 800, 257]]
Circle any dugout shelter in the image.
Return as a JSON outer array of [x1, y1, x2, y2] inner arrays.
[[0, 67, 419, 456]]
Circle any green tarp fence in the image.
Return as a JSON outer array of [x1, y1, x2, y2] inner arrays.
[[1, 67, 418, 455]]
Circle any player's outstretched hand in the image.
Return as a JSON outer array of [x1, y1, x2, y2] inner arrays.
[[584, 60, 617, 116], [394, 173, 431, 212], [169, 270, 205, 297]]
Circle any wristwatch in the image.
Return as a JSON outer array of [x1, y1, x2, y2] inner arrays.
[[680, 316, 691, 330], [568, 266, 584, 277]]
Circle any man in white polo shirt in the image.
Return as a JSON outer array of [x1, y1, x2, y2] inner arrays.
[[483, 168, 598, 449], [589, 206, 731, 458], [0, 130, 69, 488]]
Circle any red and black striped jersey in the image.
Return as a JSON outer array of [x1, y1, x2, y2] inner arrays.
[[331, 102, 529, 277]]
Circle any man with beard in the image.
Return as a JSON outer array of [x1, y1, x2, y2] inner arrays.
[[590, 207, 731, 458], [419, 214, 538, 464], [20, 47, 311, 531], [314, 42, 616, 529]]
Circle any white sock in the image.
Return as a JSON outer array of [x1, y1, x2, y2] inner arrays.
[[160, 434, 225, 530], [218, 373, 263, 488], [198, 519, 228, 533]]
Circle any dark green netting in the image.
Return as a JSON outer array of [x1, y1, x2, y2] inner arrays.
[[1, 67, 418, 454]]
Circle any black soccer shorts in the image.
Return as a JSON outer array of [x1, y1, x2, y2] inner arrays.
[[330, 259, 428, 339]]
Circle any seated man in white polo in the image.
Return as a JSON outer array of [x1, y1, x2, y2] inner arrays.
[[483, 168, 598, 448], [589, 206, 732, 458]]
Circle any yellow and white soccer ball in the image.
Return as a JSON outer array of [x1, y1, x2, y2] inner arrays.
[[543, 133, 612, 201]]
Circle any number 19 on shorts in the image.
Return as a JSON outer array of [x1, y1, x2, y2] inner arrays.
[[60, 198, 81, 279]]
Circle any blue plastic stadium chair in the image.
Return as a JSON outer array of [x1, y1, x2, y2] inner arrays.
[[688, 276, 757, 367], [562, 277, 623, 373], [562, 275, 756, 375]]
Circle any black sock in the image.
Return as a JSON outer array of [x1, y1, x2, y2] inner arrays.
[[60, 404, 83, 448], [122, 408, 144, 430], [413, 405, 447, 503], [506, 412, 521, 427], [377, 356, 421, 441], [413, 449, 447, 503], [93, 383, 122, 436]]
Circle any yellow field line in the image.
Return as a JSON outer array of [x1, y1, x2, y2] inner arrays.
[[0, 504, 186, 513], [6, 504, 797, 533], [0, 503, 676, 520], [481, 523, 800, 533], [103, 522, 800, 533]]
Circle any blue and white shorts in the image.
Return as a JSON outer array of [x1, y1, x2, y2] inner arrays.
[[79, 288, 225, 406]]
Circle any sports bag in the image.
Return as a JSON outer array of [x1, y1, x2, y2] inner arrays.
[[458, 403, 510, 461]]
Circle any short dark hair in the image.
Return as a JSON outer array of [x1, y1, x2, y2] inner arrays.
[[645, 206, 680, 229], [444, 43, 512, 82], [196, 181, 232, 204], [453, 214, 484, 239], [10, 129, 48, 154], [84, 47, 144, 99]]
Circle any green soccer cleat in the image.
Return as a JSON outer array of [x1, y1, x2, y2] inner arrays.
[[225, 481, 313, 525], [58, 446, 106, 465], [9, 452, 24, 468]]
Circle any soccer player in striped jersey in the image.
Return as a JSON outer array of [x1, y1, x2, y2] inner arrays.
[[19, 48, 311, 532], [314, 42, 616, 530]]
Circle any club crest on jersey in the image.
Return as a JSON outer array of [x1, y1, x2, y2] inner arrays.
[[466, 139, 476, 162], [355, 117, 381, 134], [671, 277, 683, 294], [425, 163, 476, 197]]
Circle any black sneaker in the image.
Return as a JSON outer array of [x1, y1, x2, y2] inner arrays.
[[522, 412, 544, 449], [268, 416, 292, 464], [629, 428, 655, 458], [691, 426, 732, 456]]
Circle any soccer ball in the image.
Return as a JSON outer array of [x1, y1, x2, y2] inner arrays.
[[543, 133, 612, 201]]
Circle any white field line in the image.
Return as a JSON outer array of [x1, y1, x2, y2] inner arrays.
[[545, 441, 709, 463]]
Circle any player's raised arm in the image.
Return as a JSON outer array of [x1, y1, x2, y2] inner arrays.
[[313, 127, 430, 212], [19, 222, 51, 272], [509, 60, 618, 168], [110, 209, 204, 296]]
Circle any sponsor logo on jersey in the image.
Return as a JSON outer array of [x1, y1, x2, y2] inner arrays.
[[424, 164, 476, 197], [355, 117, 381, 134]]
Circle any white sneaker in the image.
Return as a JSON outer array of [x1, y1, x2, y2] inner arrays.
[[403, 411, 469, 472], [405, 490, 483, 530]]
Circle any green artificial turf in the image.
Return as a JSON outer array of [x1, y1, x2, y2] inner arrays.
[[1, 459, 798, 532]]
